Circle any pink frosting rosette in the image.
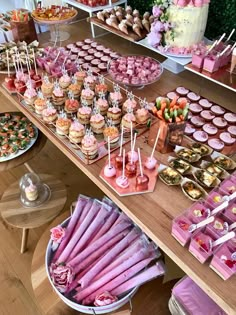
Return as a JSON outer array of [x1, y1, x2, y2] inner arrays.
[[50, 263, 74, 293], [50, 226, 66, 250], [94, 291, 118, 307]]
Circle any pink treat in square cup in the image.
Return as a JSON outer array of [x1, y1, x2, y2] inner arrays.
[[186, 201, 211, 224], [189, 231, 214, 263], [172, 215, 192, 246]]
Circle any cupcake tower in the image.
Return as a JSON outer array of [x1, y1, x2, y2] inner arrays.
[[100, 123, 159, 196], [165, 86, 236, 155]]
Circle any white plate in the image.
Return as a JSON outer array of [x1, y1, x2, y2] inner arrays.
[[0, 112, 38, 163]]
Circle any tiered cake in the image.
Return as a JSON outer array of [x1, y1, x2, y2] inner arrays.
[[148, 0, 210, 55]]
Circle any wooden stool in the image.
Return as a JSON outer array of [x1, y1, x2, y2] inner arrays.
[[0, 174, 67, 253], [31, 211, 175, 315]]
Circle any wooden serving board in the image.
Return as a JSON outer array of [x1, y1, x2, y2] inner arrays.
[[89, 17, 148, 42]]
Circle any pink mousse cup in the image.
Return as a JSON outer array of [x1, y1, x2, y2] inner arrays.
[[210, 243, 236, 280]]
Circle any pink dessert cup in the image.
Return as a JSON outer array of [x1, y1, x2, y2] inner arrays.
[[186, 201, 211, 224], [206, 189, 228, 209], [222, 201, 236, 224], [205, 215, 228, 240], [210, 243, 236, 280], [171, 215, 192, 246], [219, 179, 236, 195], [36, 57, 46, 69], [227, 237, 236, 252], [189, 231, 214, 263], [203, 56, 220, 73], [192, 53, 205, 69]]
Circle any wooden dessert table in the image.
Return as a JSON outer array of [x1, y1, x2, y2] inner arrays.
[[0, 174, 67, 253], [0, 21, 236, 314], [31, 210, 175, 315]]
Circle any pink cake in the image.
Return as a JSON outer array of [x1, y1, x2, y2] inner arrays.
[[176, 87, 189, 96], [199, 99, 212, 109], [228, 126, 236, 138], [206, 190, 226, 209], [208, 138, 225, 151], [224, 113, 236, 124], [193, 130, 208, 143], [213, 117, 228, 129], [191, 116, 205, 127], [200, 110, 215, 121], [172, 215, 192, 246], [189, 231, 213, 263], [186, 201, 211, 224], [192, 52, 206, 69], [211, 105, 225, 116], [222, 201, 236, 224], [219, 132, 236, 145], [203, 55, 220, 73], [219, 179, 236, 195], [205, 216, 228, 240], [189, 103, 202, 114], [203, 123, 218, 135], [185, 123, 196, 135], [210, 243, 236, 280]]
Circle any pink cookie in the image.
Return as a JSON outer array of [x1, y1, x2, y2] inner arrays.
[[76, 41, 84, 47], [199, 99, 212, 109], [191, 116, 205, 127], [82, 45, 91, 51], [228, 126, 236, 138], [167, 91, 178, 100], [208, 138, 225, 151], [210, 105, 225, 116], [200, 110, 215, 121], [219, 132, 236, 145], [176, 86, 189, 95], [189, 103, 202, 114], [98, 63, 107, 71], [224, 112, 236, 124], [91, 59, 100, 66], [84, 55, 94, 62], [187, 92, 201, 102], [184, 124, 196, 135], [203, 123, 218, 135], [213, 117, 228, 129], [193, 131, 209, 143]]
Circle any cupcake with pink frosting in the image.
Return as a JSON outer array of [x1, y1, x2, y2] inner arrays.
[[69, 120, 85, 146], [96, 97, 109, 116], [25, 181, 38, 201], [109, 85, 123, 106], [81, 87, 94, 106], [107, 104, 122, 125], [122, 98, 138, 114], [77, 105, 92, 125], [42, 104, 57, 125], [52, 83, 66, 107], [24, 86, 37, 106], [90, 111, 105, 134], [81, 132, 98, 160], [59, 71, 71, 89]]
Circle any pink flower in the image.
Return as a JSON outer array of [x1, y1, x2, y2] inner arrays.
[[153, 21, 164, 32], [50, 226, 66, 243], [147, 32, 162, 47], [152, 5, 163, 17], [94, 291, 118, 306], [50, 263, 74, 293], [163, 22, 171, 32]]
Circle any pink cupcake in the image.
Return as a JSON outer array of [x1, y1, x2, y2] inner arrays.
[[200, 110, 215, 121], [219, 132, 236, 145], [189, 103, 202, 114], [213, 117, 228, 129], [191, 116, 205, 127], [176, 87, 189, 95], [187, 92, 200, 102], [211, 105, 225, 116], [228, 126, 236, 138], [208, 138, 225, 151], [224, 113, 236, 124], [203, 123, 218, 135], [199, 99, 212, 109], [185, 123, 196, 135], [193, 131, 208, 143]]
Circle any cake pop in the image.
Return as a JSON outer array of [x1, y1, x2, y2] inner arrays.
[[136, 148, 149, 191], [144, 128, 160, 170], [116, 149, 130, 189], [104, 136, 116, 178], [127, 131, 138, 163]]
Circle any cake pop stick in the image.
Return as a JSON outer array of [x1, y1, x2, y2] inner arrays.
[[32, 49, 38, 75], [17, 51, 23, 74], [131, 132, 137, 164], [206, 40, 218, 54], [54, 50, 61, 63], [122, 149, 126, 178], [130, 121, 133, 151], [226, 29, 235, 42], [25, 46, 32, 70], [108, 136, 111, 168], [138, 148, 143, 177], [229, 42, 236, 53], [12, 57, 18, 73], [6, 50, 10, 77], [151, 128, 160, 159], [119, 125, 124, 156]]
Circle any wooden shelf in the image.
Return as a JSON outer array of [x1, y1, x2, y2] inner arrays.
[[1, 86, 236, 315]]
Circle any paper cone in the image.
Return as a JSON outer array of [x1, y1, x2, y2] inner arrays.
[[142, 19, 150, 32], [119, 23, 129, 35], [133, 24, 142, 37]]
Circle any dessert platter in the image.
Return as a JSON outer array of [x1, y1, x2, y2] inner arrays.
[[164, 86, 236, 155], [18, 69, 154, 165], [32, 5, 78, 24], [92, 6, 152, 42], [0, 112, 38, 162], [147, 0, 210, 57], [46, 195, 165, 312], [0, 40, 43, 74], [100, 130, 160, 196], [171, 171, 236, 280], [108, 55, 163, 88], [36, 38, 120, 76]]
